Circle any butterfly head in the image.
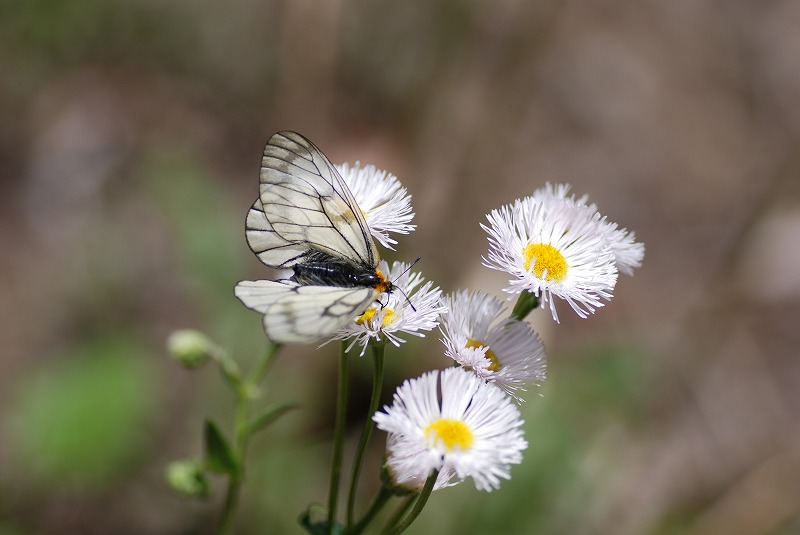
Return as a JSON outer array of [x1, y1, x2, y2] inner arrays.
[[372, 268, 394, 294]]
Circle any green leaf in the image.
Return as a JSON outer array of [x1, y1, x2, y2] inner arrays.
[[203, 420, 238, 476], [244, 401, 299, 438]]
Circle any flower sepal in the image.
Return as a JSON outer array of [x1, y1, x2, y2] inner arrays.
[[379, 463, 419, 497], [298, 504, 346, 535], [510, 290, 540, 321]]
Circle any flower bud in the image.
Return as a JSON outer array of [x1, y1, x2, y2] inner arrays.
[[167, 330, 215, 369], [166, 459, 210, 499]]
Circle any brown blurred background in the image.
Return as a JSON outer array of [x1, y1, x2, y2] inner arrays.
[[1, 1, 800, 534]]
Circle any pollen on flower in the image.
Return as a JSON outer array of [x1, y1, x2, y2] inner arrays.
[[356, 307, 377, 325], [424, 418, 474, 452], [465, 339, 501, 372], [523, 243, 568, 282], [382, 308, 397, 326], [332, 260, 444, 355], [355, 306, 397, 327]]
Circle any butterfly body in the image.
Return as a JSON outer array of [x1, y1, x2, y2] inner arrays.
[[290, 251, 391, 291]]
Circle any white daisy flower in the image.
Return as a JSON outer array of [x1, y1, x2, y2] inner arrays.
[[330, 260, 445, 355], [596, 220, 644, 276], [531, 182, 590, 206], [373, 367, 527, 492], [440, 290, 547, 401], [337, 161, 415, 250], [532, 183, 644, 276], [482, 194, 618, 322]]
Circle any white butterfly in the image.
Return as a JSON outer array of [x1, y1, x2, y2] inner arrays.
[[234, 131, 394, 344]]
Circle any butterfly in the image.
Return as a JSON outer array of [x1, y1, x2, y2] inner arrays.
[[234, 131, 394, 344]]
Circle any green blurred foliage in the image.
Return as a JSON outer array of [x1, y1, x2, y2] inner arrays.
[[0, 525, 29, 535], [7, 335, 160, 489], [0, 0, 197, 71], [138, 148, 243, 297], [136, 146, 262, 358]]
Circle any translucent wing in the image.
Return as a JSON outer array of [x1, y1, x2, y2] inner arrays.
[[245, 199, 308, 268], [259, 131, 379, 268], [234, 279, 378, 344]]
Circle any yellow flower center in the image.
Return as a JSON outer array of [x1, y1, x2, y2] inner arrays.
[[355, 307, 376, 325], [382, 308, 397, 326], [355, 306, 396, 326], [523, 243, 568, 282], [465, 339, 500, 372], [424, 418, 474, 452]]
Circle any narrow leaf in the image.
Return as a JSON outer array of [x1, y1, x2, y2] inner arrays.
[[204, 420, 238, 475], [245, 401, 299, 438]]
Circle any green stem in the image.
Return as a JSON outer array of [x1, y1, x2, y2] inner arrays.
[[347, 485, 392, 535], [346, 340, 386, 526], [328, 342, 350, 534], [510, 290, 540, 321], [218, 344, 280, 535], [382, 495, 417, 535], [246, 343, 280, 388], [384, 470, 438, 535], [218, 469, 242, 535]]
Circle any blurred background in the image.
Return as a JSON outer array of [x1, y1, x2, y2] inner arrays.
[[2, 0, 800, 534]]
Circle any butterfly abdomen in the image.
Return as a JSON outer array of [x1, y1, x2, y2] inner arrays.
[[292, 261, 382, 288]]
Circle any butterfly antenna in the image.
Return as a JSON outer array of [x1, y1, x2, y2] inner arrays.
[[391, 257, 420, 282], [397, 286, 416, 312], [391, 257, 421, 312]]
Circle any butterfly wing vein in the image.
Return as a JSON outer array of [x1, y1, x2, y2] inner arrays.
[[235, 280, 377, 343], [257, 131, 378, 269]]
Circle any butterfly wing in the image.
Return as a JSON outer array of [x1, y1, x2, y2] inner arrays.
[[259, 131, 379, 269], [235, 279, 377, 344], [245, 199, 309, 269]]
